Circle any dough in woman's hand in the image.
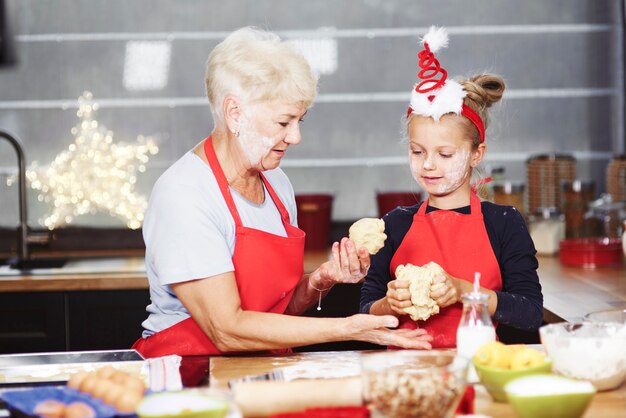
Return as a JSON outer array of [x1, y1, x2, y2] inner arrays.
[[396, 261, 444, 321], [348, 218, 387, 255]]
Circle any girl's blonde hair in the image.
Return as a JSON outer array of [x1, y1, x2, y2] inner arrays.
[[460, 73, 506, 148], [205, 27, 318, 123]]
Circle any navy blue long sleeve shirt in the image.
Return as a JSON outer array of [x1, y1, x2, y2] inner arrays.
[[359, 201, 544, 331]]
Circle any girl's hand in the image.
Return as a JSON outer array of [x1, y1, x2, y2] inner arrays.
[[429, 270, 462, 308], [385, 279, 413, 316], [312, 238, 370, 288]]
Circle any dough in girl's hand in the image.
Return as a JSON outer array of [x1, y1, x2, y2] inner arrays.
[[348, 218, 387, 255], [396, 261, 444, 321]]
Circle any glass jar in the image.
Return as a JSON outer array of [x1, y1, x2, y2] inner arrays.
[[561, 180, 595, 238], [456, 292, 496, 360], [528, 208, 566, 255], [493, 181, 525, 215]]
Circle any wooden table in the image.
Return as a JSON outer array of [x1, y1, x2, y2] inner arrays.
[[537, 255, 626, 322], [0, 252, 623, 319], [209, 350, 626, 418]]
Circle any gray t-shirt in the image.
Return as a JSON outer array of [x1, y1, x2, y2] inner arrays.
[[141, 151, 298, 337]]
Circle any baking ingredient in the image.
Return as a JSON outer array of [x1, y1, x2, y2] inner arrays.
[[90, 379, 114, 400], [78, 374, 99, 395], [365, 363, 465, 418], [510, 347, 546, 370], [456, 326, 496, 360], [102, 383, 125, 405], [505, 374, 595, 396], [540, 322, 626, 390], [71, 367, 147, 413], [64, 402, 95, 418], [34, 400, 66, 418], [67, 371, 88, 390], [397, 262, 443, 321], [95, 365, 116, 380], [473, 342, 547, 370], [115, 391, 143, 414], [124, 374, 147, 396], [33, 400, 95, 418], [348, 218, 387, 255]]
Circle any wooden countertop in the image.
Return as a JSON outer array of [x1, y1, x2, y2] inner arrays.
[[209, 350, 626, 418], [0, 252, 624, 324]]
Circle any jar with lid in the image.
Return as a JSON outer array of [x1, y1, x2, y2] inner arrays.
[[457, 291, 496, 382], [493, 181, 525, 215], [561, 180, 595, 238], [456, 292, 496, 360], [528, 208, 566, 255], [587, 194, 626, 238]]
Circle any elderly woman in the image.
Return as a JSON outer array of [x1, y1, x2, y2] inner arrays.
[[132, 27, 433, 357]]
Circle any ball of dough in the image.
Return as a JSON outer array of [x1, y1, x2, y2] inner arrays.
[[396, 261, 444, 321], [348, 218, 387, 255]]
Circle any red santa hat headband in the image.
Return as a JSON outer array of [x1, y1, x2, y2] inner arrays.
[[407, 26, 485, 143]]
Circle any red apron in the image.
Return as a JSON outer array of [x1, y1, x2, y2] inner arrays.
[[389, 193, 502, 348], [132, 137, 305, 357]]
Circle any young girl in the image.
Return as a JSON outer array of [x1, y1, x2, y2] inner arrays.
[[359, 27, 543, 348]]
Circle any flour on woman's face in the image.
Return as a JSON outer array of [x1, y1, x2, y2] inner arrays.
[[236, 112, 275, 167]]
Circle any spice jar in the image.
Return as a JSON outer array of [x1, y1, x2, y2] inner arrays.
[[528, 208, 566, 255], [526, 154, 576, 214], [561, 180, 595, 238], [493, 182, 525, 214]]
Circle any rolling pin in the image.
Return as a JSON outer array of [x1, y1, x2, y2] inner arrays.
[[232, 377, 363, 417]]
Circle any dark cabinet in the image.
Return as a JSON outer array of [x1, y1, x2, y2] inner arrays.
[[0, 292, 67, 353], [0, 290, 150, 354]]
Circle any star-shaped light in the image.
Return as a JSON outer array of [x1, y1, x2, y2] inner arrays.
[[20, 91, 158, 230]]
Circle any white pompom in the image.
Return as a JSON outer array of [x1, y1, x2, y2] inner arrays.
[[421, 26, 449, 52]]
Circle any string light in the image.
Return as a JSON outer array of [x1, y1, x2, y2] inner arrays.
[[10, 91, 158, 230]]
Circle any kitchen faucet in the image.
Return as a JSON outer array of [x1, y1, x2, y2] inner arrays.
[[0, 130, 50, 269]]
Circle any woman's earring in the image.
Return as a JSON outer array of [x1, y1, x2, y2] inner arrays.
[[233, 130, 239, 137]]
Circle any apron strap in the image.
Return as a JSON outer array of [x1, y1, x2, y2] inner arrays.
[[417, 192, 483, 217], [203, 136, 292, 227]]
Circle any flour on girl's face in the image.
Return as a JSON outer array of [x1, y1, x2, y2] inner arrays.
[[411, 148, 472, 196], [236, 113, 275, 167]]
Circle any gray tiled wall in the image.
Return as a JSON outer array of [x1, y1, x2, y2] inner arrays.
[[0, 0, 624, 228]]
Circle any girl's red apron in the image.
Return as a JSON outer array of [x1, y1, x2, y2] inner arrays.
[[389, 193, 502, 348], [132, 137, 305, 357]]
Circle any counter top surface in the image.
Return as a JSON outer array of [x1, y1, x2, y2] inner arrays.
[[208, 350, 626, 418], [0, 253, 624, 323]]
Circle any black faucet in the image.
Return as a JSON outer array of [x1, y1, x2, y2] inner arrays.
[[0, 130, 52, 269]]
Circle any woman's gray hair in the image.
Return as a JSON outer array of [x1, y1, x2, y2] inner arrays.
[[205, 27, 318, 123]]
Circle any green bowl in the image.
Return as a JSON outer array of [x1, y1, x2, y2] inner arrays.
[[473, 358, 553, 402], [504, 374, 596, 418], [136, 391, 230, 418]]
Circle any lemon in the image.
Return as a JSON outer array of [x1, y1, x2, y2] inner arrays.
[[510, 348, 545, 370], [473, 341, 513, 368]]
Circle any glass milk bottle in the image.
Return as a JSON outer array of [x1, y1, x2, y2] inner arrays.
[[456, 291, 496, 381]]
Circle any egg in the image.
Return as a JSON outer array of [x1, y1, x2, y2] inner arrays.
[[67, 371, 89, 390], [33, 400, 65, 418], [91, 378, 115, 400], [96, 365, 116, 380], [102, 383, 125, 405], [111, 370, 129, 385], [123, 375, 146, 396], [114, 391, 142, 414], [78, 374, 100, 395], [64, 402, 96, 418]]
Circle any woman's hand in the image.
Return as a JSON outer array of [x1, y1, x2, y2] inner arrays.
[[347, 314, 433, 349], [385, 279, 413, 316], [311, 237, 370, 289], [429, 270, 462, 308]]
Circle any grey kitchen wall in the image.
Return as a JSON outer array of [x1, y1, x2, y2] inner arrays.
[[0, 0, 624, 229]]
